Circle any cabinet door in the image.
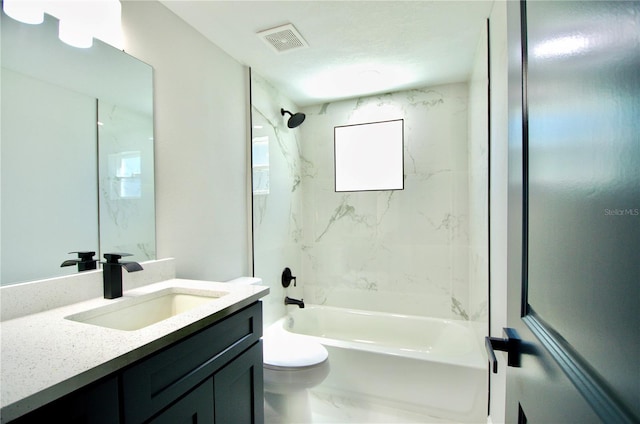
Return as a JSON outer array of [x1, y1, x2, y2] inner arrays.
[[10, 377, 119, 424], [213, 341, 264, 424], [149, 379, 214, 424], [122, 302, 262, 423]]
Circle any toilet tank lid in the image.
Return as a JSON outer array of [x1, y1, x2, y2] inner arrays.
[[263, 335, 328, 367]]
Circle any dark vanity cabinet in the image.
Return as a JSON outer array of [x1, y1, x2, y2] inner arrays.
[[11, 302, 264, 424], [124, 302, 264, 423], [8, 376, 120, 424], [149, 343, 263, 424]]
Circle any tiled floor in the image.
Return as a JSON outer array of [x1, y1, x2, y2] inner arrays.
[[264, 388, 463, 424]]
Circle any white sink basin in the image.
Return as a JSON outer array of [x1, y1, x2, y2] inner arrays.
[[65, 287, 228, 331]]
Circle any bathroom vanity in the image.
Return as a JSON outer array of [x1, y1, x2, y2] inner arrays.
[[11, 303, 263, 424], [0, 269, 269, 424]]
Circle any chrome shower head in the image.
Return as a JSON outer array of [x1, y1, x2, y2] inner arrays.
[[281, 108, 306, 128]]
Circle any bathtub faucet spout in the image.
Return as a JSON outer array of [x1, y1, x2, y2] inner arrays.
[[285, 296, 305, 308]]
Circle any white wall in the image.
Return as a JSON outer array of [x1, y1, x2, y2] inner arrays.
[[120, 1, 250, 281]]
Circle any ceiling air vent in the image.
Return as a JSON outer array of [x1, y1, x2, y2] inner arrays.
[[257, 24, 308, 54]]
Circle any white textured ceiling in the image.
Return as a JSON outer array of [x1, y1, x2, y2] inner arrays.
[[160, 1, 494, 107]]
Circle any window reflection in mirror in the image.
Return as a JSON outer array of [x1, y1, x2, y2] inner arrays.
[[252, 136, 270, 195], [108, 151, 142, 199]]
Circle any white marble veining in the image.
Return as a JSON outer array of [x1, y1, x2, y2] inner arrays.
[[299, 84, 475, 321], [467, 23, 490, 322], [251, 72, 306, 328], [252, 74, 489, 323], [0, 265, 268, 422], [98, 100, 156, 262]]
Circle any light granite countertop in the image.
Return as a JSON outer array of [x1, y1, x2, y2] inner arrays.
[[0, 278, 269, 422]]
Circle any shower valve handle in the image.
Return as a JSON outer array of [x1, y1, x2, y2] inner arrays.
[[281, 267, 297, 287]]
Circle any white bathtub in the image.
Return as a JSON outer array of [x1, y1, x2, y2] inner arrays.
[[269, 305, 487, 423]]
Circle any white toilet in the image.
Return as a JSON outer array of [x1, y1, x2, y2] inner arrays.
[[262, 331, 330, 423], [225, 277, 329, 422]]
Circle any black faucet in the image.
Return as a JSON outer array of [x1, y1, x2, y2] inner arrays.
[[284, 296, 305, 308], [102, 253, 143, 299], [61, 251, 97, 272]]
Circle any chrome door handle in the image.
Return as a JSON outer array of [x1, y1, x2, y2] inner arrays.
[[485, 327, 521, 373]]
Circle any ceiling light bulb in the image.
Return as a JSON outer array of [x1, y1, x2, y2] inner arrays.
[[8, 0, 124, 49], [58, 19, 93, 48], [3, 0, 45, 24]]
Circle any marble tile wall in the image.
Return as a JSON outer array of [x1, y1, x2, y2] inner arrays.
[[252, 73, 489, 322], [298, 84, 477, 320], [250, 72, 305, 327], [467, 24, 490, 323], [98, 100, 156, 263]]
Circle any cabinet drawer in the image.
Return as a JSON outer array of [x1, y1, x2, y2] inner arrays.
[[122, 302, 262, 423]]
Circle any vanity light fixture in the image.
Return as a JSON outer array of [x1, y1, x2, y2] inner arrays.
[[2, 0, 123, 49]]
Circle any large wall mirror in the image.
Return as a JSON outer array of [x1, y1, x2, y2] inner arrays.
[[1, 11, 156, 286]]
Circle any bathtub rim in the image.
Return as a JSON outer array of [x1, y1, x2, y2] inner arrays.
[[269, 304, 487, 369]]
